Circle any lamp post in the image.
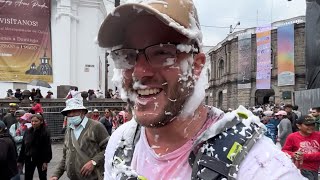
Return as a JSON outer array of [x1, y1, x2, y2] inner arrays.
[[229, 21, 240, 34], [104, 52, 109, 98]]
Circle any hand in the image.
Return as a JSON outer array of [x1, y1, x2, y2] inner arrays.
[[294, 151, 303, 161], [42, 163, 48, 171], [50, 177, 58, 180], [80, 160, 94, 177]]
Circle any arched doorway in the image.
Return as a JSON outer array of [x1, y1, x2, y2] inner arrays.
[[255, 89, 275, 105]]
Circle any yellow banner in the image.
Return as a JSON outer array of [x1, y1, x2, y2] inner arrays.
[[0, 0, 53, 83]]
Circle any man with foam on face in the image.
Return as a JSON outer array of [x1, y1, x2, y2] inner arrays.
[[98, 0, 305, 179]]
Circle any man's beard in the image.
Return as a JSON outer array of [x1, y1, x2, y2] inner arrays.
[[130, 79, 194, 128]]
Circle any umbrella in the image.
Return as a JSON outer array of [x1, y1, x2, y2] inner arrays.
[[29, 80, 52, 88]]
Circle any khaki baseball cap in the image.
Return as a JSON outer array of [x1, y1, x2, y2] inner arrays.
[[296, 115, 316, 125], [98, 0, 202, 48]]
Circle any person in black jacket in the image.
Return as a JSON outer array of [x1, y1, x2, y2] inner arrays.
[[0, 120, 19, 180], [99, 108, 113, 135], [18, 114, 52, 180]]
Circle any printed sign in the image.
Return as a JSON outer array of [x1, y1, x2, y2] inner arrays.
[[0, 0, 52, 83]]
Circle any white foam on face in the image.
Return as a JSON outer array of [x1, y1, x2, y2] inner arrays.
[[133, 81, 147, 90], [176, 44, 193, 53], [112, 52, 135, 69], [112, 69, 137, 103], [178, 56, 193, 82], [162, 57, 176, 66], [154, 134, 159, 142], [111, 45, 123, 51], [154, 102, 159, 111], [180, 64, 207, 117]]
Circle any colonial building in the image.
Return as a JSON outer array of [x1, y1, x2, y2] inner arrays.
[[206, 16, 306, 110], [0, 0, 127, 98]]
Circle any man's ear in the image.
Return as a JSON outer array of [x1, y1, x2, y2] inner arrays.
[[193, 53, 206, 78]]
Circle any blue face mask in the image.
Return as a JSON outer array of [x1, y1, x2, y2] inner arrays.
[[68, 116, 82, 125]]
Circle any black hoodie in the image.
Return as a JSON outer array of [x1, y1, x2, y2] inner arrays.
[[0, 131, 18, 180]]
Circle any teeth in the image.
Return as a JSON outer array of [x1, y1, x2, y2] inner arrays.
[[137, 88, 161, 96]]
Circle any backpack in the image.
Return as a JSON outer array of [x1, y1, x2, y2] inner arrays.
[[112, 117, 264, 180]]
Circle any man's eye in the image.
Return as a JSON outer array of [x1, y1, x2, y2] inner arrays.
[[125, 53, 136, 60], [152, 50, 174, 57]]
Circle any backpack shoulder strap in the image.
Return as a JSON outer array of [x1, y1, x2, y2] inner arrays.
[[112, 120, 141, 179], [190, 120, 264, 180]]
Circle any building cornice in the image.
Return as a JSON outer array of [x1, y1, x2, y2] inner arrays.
[[209, 16, 306, 54], [79, 0, 106, 14], [55, 12, 80, 21]]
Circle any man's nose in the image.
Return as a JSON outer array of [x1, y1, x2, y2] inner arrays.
[[132, 53, 154, 79]]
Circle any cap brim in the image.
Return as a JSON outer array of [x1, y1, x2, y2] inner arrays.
[[61, 108, 88, 116], [303, 121, 316, 125], [98, 3, 180, 48]]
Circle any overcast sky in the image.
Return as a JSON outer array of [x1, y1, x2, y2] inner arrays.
[[194, 0, 306, 47]]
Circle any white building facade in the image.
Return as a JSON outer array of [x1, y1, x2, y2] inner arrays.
[[0, 0, 124, 98]]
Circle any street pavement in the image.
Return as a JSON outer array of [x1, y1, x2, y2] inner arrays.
[[33, 141, 68, 180]]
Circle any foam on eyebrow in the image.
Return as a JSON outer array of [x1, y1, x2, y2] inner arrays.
[[176, 44, 193, 53]]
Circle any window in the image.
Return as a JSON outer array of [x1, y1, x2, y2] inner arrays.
[[218, 59, 224, 78], [218, 91, 223, 108]]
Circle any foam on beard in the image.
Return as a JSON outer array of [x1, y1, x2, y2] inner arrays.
[[180, 65, 206, 118]]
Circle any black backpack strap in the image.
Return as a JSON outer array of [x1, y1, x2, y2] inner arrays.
[[190, 120, 264, 180]]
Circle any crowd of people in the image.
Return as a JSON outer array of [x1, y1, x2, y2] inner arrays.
[[4, 87, 121, 101], [0, 98, 132, 180], [5, 88, 54, 100], [235, 103, 320, 179], [0, 103, 51, 180]]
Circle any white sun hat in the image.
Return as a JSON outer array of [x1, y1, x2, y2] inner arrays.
[[61, 98, 88, 116]]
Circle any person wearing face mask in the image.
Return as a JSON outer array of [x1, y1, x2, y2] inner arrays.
[[50, 98, 109, 180]]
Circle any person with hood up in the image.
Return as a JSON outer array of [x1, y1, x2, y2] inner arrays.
[[0, 120, 19, 180]]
